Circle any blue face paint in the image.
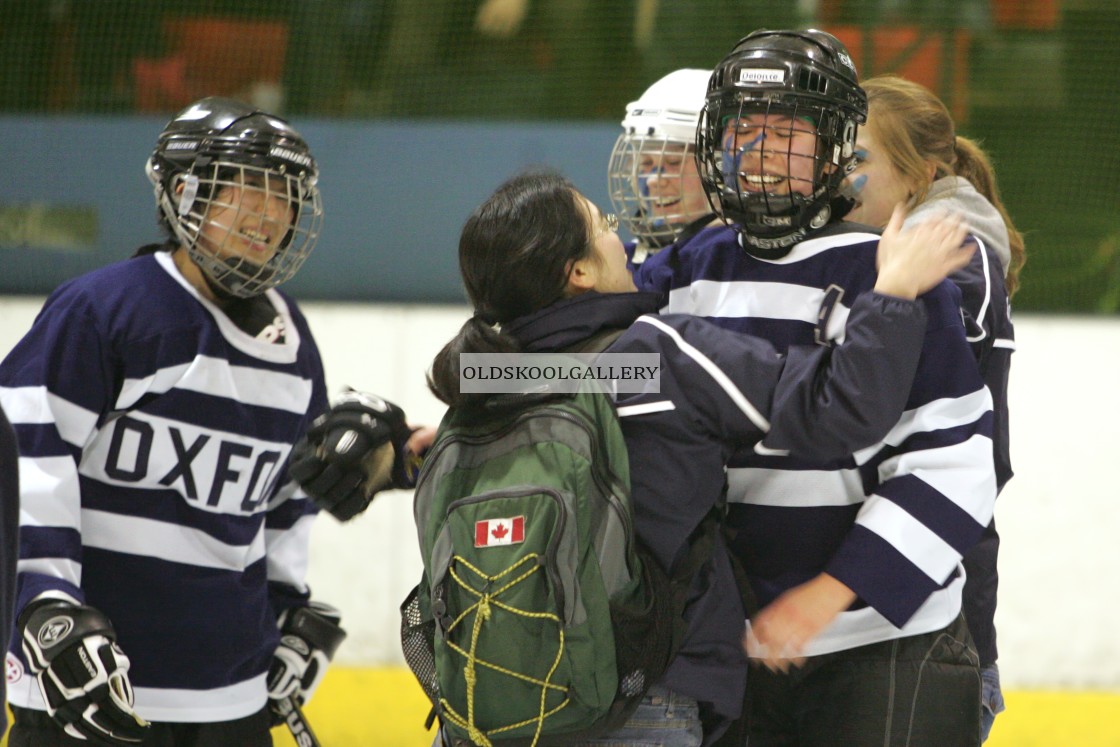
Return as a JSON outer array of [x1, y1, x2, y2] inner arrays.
[[721, 130, 738, 187], [849, 173, 867, 195], [742, 132, 766, 152], [722, 128, 765, 188], [639, 164, 666, 198], [852, 148, 869, 169]]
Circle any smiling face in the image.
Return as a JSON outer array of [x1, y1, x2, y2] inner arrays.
[[638, 143, 710, 223], [607, 133, 715, 249], [195, 172, 295, 268], [721, 113, 822, 198], [566, 195, 637, 296], [170, 165, 315, 300]]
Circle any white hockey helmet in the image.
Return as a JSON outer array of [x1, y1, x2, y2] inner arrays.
[[620, 68, 711, 141], [608, 69, 715, 251]]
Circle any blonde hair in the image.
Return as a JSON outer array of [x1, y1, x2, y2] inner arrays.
[[863, 75, 1025, 296]]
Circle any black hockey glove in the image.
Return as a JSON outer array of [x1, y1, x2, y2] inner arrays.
[[289, 388, 418, 521], [267, 601, 348, 725], [19, 600, 150, 746]]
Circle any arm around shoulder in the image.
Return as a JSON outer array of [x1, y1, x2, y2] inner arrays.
[[764, 292, 927, 459]]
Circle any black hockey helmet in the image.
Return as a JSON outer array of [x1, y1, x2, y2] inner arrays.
[[696, 29, 867, 251], [146, 97, 323, 297]]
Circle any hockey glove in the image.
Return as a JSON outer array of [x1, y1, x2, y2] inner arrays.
[[289, 388, 418, 521], [19, 600, 150, 745], [267, 601, 348, 725]]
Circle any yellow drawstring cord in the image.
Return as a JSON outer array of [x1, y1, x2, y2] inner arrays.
[[438, 554, 570, 747]]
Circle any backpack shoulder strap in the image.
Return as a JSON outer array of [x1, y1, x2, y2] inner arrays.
[[561, 327, 627, 355]]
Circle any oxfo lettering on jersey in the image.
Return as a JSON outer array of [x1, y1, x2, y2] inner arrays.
[[92, 415, 287, 513]]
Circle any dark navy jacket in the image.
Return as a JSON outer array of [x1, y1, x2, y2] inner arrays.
[[505, 290, 930, 738]]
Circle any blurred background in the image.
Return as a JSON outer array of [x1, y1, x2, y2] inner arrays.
[[2, 2, 1119, 745], [1, 0, 1118, 312]]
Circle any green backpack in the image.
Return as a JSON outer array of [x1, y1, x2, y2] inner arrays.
[[401, 382, 698, 747]]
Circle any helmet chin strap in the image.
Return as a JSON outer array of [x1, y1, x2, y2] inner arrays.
[[737, 196, 832, 256], [199, 270, 243, 304], [176, 175, 200, 217], [195, 253, 278, 300]]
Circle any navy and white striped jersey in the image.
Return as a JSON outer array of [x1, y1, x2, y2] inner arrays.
[[951, 239, 1014, 493], [0, 250, 327, 722], [634, 223, 997, 657], [905, 176, 1017, 668]]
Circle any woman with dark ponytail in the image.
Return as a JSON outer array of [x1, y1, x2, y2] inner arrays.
[[427, 169, 977, 746], [429, 171, 638, 409], [843, 74, 1021, 742]]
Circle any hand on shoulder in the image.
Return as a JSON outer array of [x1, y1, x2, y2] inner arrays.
[[874, 203, 975, 299]]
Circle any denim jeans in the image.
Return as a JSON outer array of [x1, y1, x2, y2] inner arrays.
[[571, 685, 703, 747], [980, 664, 1005, 742], [431, 686, 704, 747]]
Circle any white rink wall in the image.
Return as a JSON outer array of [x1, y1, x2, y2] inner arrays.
[[2, 297, 1118, 690]]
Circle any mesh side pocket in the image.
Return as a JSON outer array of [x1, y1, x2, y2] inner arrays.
[[400, 584, 440, 708], [611, 550, 676, 696], [594, 551, 677, 737]]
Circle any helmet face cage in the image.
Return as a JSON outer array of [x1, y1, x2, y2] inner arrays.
[[697, 29, 866, 250], [146, 98, 323, 298], [164, 160, 322, 298], [607, 132, 709, 250], [697, 95, 848, 248]]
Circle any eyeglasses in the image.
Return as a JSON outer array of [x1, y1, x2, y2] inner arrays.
[[596, 212, 619, 236]]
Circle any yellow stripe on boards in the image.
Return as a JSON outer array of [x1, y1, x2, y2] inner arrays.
[[271, 668, 434, 747], [6, 673, 1120, 746], [269, 671, 1120, 747], [986, 691, 1120, 747]]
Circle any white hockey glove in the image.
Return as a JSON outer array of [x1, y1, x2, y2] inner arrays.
[[289, 388, 420, 521], [267, 601, 348, 724], [19, 600, 150, 745]]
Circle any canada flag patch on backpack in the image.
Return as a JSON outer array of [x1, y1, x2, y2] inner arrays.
[[475, 517, 525, 547]]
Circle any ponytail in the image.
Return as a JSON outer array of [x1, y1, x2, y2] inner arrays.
[[954, 136, 1026, 296], [863, 77, 1026, 297], [430, 170, 597, 408], [427, 315, 522, 408]]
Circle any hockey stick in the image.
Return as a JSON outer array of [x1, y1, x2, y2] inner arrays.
[[277, 695, 323, 747]]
